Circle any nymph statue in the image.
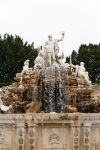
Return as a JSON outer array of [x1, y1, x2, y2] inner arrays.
[[34, 46, 45, 69], [75, 62, 91, 86], [23, 59, 29, 72], [56, 52, 65, 65]]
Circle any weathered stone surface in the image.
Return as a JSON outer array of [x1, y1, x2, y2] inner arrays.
[[64, 105, 77, 113], [0, 113, 99, 149], [25, 101, 42, 113]]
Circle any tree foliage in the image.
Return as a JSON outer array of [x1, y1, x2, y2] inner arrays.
[[66, 44, 100, 83], [0, 34, 38, 86]]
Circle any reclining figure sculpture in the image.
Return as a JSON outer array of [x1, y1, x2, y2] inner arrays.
[[75, 62, 91, 86]]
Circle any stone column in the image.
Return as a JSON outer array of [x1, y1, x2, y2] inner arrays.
[[16, 118, 26, 150], [72, 126, 80, 150], [27, 116, 38, 150], [83, 123, 91, 150], [78, 122, 91, 150], [18, 128, 25, 150], [28, 127, 36, 150]]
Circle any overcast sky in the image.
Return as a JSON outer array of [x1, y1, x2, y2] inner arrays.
[[0, 0, 100, 56]]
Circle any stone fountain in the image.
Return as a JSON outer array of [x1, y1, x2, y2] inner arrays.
[[0, 33, 100, 149]]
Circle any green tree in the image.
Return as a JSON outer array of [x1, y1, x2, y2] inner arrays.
[[66, 50, 78, 65], [66, 44, 100, 83], [0, 34, 38, 86], [71, 50, 79, 65]]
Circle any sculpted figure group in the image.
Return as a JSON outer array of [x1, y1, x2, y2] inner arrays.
[[34, 32, 65, 68], [34, 32, 91, 86]]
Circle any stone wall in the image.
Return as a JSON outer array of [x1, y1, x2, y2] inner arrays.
[[0, 113, 100, 150]]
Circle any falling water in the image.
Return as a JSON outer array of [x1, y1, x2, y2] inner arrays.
[[56, 67, 64, 113], [41, 66, 68, 113]]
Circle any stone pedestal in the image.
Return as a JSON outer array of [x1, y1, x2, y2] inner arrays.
[[0, 113, 100, 150]]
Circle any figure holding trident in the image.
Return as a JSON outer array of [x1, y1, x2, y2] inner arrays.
[[44, 32, 65, 66]]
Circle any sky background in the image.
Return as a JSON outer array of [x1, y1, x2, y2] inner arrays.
[[0, 0, 100, 56]]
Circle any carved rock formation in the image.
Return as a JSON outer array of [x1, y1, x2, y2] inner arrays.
[[0, 66, 100, 113]]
